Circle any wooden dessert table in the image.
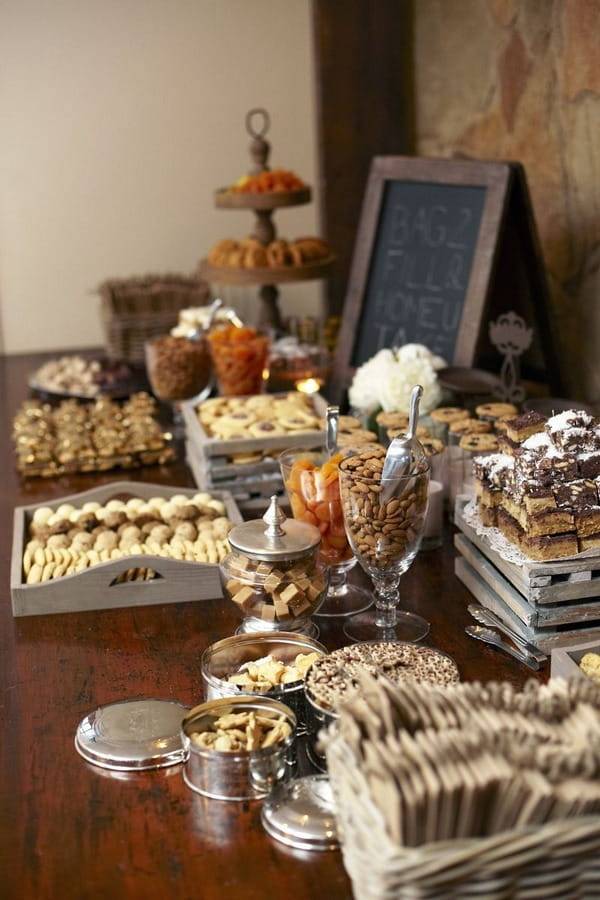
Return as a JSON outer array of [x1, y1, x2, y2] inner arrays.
[[0, 351, 548, 900]]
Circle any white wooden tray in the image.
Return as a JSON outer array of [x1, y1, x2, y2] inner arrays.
[[181, 392, 327, 459], [11, 481, 242, 617]]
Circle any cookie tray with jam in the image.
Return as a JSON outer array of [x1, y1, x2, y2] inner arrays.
[[181, 391, 327, 460]]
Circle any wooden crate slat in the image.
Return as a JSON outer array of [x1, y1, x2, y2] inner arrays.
[[455, 497, 600, 605], [455, 555, 600, 652], [456, 532, 600, 626], [454, 499, 537, 593], [454, 534, 537, 626]]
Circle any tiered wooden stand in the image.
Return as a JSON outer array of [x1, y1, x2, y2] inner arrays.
[[198, 108, 335, 329]]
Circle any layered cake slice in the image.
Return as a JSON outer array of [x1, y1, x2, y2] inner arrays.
[[472, 407, 600, 561]]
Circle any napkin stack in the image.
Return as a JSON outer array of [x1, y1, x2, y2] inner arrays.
[[324, 675, 600, 847]]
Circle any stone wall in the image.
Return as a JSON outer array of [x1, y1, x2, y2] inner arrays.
[[414, 0, 600, 404]]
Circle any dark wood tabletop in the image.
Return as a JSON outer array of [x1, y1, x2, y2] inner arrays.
[[0, 351, 548, 900]]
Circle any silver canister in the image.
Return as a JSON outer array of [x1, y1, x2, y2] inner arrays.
[[201, 631, 327, 734], [181, 696, 297, 801], [304, 689, 337, 773]]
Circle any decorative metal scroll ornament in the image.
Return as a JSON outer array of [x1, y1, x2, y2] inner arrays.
[[489, 311, 533, 404]]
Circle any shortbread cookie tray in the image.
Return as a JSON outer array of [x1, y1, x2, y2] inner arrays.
[[11, 481, 242, 617], [181, 392, 327, 459]]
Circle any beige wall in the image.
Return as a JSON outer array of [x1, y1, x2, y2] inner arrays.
[[0, 0, 318, 355], [414, 0, 600, 404]]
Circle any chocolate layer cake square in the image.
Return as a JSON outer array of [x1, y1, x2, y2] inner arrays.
[[503, 410, 546, 443], [546, 410, 600, 453], [574, 506, 600, 537], [518, 482, 556, 514], [520, 531, 579, 561], [496, 507, 524, 544], [578, 533, 600, 553], [502, 495, 527, 529], [524, 507, 575, 537], [497, 433, 521, 456], [578, 450, 600, 479], [553, 479, 598, 509]]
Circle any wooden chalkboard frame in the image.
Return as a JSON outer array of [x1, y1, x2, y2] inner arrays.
[[329, 156, 561, 404]]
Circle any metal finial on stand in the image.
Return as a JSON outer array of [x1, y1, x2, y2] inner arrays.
[[246, 107, 271, 174], [489, 311, 533, 404]]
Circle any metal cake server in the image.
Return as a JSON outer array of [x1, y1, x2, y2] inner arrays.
[[465, 625, 541, 671], [468, 604, 547, 664]]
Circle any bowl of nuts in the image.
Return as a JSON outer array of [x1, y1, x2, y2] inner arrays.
[[201, 632, 326, 733], [181, 695, 297, 801]]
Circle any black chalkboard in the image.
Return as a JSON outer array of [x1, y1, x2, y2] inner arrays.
[[329, 156, 562, 403], [352, 180, 486, 364]]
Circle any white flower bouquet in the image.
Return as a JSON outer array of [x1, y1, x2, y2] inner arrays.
[[348, 344, 446, 417]]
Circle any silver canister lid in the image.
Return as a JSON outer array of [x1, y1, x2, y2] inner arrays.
[[227, 494, 320, 561], [75, 698, 188, 771], [261, 774, 339, 850]]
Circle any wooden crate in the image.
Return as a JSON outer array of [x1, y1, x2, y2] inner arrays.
[[454, 496, 600, 651], [181, 392, 327, 460], [11, 481, 242, 617], [185, 441, 287, 514]]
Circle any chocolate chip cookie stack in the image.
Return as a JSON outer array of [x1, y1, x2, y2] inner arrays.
[[473, 408, 600, 559]]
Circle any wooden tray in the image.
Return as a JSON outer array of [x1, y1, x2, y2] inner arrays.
[[11, 481, 242, 617], [214, 186, 311, 210], [181, 392, 327, 459], [199, 255, 336, 286], [550, 639, 600, 681], [454, 496, 600, 651]]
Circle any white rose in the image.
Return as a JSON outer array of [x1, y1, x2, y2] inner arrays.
[[348, 349, 395, 415], [379, 358, 442, 414], [379, 345, 445, 414]]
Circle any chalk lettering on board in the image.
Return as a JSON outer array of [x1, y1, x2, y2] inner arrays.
[[446, 207, 473, 249], [352, 180, 486, 366]]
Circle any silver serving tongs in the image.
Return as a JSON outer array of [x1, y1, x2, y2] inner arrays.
[[325, 405, 339, 458], [380, 385, 425, 501]]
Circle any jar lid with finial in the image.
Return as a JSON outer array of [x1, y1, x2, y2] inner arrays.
[[227, 494, 320, 562]]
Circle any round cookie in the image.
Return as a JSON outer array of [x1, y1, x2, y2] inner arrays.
[[459, 432, 500, 453], [475, 402, 519, 421], [449, 418, 493, 435], [249, 421, 287, 438], [430, 406, 470, 425]]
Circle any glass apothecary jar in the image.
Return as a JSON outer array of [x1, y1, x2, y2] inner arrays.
[[219, 495, 328, 637]]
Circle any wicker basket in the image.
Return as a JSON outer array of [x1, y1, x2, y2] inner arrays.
[[98, 273, 210, 362], [325, 736, 600, 899]]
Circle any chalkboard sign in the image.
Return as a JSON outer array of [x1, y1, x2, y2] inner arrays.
[[329, 156, 562, 404], [352, 180, 486, 364]]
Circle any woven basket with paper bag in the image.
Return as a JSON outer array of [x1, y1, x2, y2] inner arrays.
[[321, 675, 600, 899]]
